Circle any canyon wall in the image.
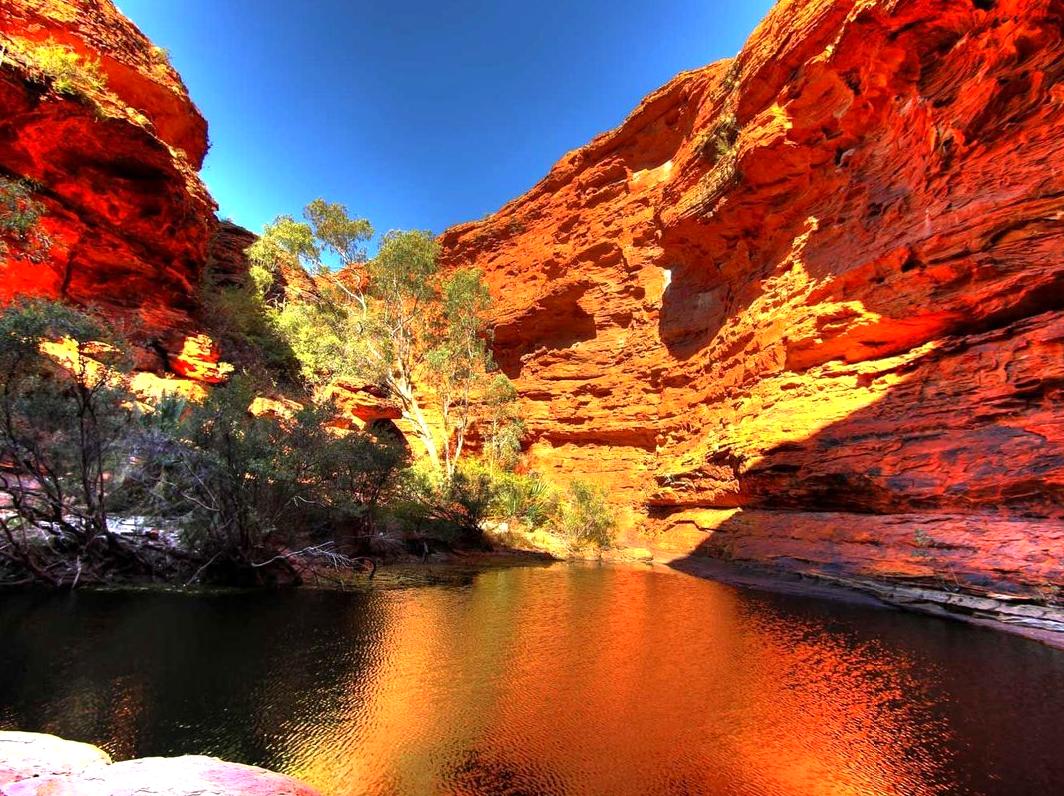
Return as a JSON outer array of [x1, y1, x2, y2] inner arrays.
[[440, 0, 1064, 599], [1, 0, 1060, 601], [0, 0, 225, 384]]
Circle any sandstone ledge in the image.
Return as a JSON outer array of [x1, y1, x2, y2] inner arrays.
[[655, 543, 1064, 651], [0, 733, 320, 796]]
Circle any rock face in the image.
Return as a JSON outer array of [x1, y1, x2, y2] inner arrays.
[[440, 0, 1064, 599], [0, 732, 111, 786], [0, 732, 320, 796], [0, 0, 220, 381], [0, 0, 1060, 603]]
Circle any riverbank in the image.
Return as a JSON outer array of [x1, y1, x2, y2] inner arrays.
[[0, 732, 319, 795], [650, 551, 1064, 651], [487, 525, 1064, 650]]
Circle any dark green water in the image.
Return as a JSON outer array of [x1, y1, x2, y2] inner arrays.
[[1, 564, 1062, 795]]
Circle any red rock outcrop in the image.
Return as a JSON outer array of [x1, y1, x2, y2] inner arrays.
[[1, 0, 1059, 602], [0, 0, 221, 383], [440, 0, 1064, 598]]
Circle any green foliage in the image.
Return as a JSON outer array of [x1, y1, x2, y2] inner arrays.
[[483, 374, 525, 471], [0, 300, 140, 584], [246, 215, 321, 278], [145, 379, 408, 581], [396, 463, 615, 552], [197, 258, 300, 386], [246, 200, 523, 477], [427, 267, 495, 472], [147, 46, 174, 81], [246, 200, 373, 280], [270, 298, 348, 382], [695, 113, 739, 163], [391, 461, 494, 548], [7, 38, 107, 99], [556, 480, 616, 549], [489, 470, 556, 528], [721, 59, 741, 93], [370, 228, 439, 301], [0, 176, 50, 261], [305, 198, 374, 268]]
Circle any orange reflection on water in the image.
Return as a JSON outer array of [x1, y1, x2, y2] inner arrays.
[[279, 565, 955, 796]]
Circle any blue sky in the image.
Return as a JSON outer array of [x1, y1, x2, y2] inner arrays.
[[116, 1, 774, 241]]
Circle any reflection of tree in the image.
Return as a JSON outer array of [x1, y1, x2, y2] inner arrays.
[[0, 590, 385, 769], [3, 570, 1063, 795], [446, 747, 565, 796]]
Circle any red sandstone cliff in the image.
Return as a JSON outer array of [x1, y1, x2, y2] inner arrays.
[[0, 0, 1060, 608], [0, 0, 224, 382], [440, 0, 1064, 600]]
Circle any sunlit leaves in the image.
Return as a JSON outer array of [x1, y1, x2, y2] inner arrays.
[[305, 199, 373, 266]]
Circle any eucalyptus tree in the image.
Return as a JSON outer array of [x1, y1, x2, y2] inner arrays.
[[247, 200, 521, 476]]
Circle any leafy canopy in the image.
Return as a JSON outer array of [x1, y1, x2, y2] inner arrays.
[[245, 200, 522, 476]]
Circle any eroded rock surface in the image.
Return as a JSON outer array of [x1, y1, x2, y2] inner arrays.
[[439, 0, 1064, 599], [0, 0, 1060, 605], [0, 732, 110, 786], [0, 733, 319, 796], [0, 0, 221, 382]]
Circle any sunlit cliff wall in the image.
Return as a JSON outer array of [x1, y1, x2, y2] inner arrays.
[[0, 0, 225, 383], [440, 0, 1064, 597], [1, 0, 1060, 599]]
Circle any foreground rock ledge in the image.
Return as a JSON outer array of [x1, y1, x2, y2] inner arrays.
[[0, 732, 320, 796]]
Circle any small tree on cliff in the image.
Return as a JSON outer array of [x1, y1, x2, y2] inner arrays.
[[247, 200, 522, 476], [0, 176, 51, 262]]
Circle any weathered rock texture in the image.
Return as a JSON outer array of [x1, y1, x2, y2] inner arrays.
[[0, 732, 320, 796], [440, 0, 1064, 600], [0, 0, 1060, 605], [0, 0, 220, 383], [0, 732, 110, 786]]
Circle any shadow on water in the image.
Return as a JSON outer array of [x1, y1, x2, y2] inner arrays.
[[1, 566, 1063, 795]]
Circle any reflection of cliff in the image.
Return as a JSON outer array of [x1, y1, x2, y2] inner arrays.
[[215, 567, 968, 795], [440, 0, 1064, 595], [4, 571, 1063, 793]]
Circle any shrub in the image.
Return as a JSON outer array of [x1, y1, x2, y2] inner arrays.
[[490, 470, 557, 528], [695, 113, 740, 163], [0, 299, 146, 585], [721, 59, 741, 93], [197, 267, 300, 385], [305, 418, 409, 538], [391, 461, 494, 548], [0, 176, 50, 261], [0, 301, 408, 588], [128, 381, 406, 584], [556, 480, 616, 549], [148, 46, 173, 81], [7, 38, 107, 99]]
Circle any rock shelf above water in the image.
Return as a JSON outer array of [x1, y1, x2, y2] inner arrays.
[[0, 732, 320, 796]]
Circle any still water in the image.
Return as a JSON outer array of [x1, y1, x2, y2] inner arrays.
[[1, 564, 1062, 795]]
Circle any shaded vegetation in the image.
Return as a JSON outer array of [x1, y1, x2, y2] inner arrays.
[[0, 300, 153, 586], [0, 300, 409, 588], [0, 176, 51, 262]]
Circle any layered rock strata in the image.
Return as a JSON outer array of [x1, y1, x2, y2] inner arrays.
[[439, 0, 1064, 601]]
